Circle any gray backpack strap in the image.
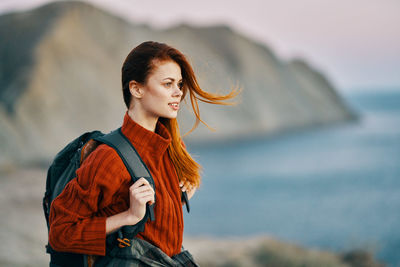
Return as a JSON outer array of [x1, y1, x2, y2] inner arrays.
[[94, 127, 156, 222]]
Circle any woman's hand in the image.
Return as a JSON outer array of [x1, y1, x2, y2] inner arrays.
[[179, 180, 197, 200], [127, 177, 155, 225], [106, 177, 155, 235]]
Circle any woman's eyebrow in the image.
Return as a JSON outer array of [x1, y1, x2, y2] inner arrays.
[[163, 77, 183, 82]]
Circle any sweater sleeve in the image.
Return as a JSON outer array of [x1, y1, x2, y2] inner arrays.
[[48, 144, 128, 256]]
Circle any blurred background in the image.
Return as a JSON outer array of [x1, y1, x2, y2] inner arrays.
[[0, 0, 399, 266]]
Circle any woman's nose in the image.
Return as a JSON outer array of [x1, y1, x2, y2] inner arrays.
[[173, 86, 183, 97]]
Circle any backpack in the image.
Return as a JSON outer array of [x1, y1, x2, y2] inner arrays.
[[43, 127, 190, 267]]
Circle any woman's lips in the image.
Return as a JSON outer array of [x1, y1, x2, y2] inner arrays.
[[168, 102, 179, 110]]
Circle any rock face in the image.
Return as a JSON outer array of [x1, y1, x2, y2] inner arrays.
[[0, 1, 357, 167]]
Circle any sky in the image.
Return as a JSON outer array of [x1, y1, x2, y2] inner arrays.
[[1, 0, 399, 93]]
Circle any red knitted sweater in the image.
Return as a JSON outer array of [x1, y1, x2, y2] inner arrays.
[[48, 111, 184, 257]]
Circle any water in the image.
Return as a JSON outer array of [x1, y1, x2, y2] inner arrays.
[[183, 89, 400, 266]]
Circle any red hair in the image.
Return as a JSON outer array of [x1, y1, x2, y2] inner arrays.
[[122, 41, 240, 187]]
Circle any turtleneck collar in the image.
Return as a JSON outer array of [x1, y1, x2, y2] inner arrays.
[[120, 111, 172, 160]]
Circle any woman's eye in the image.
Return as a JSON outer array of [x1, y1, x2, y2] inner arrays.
[[165, 82, 172, 87], [178, 83, 183, 90]]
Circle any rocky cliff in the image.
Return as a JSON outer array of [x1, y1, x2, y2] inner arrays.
[[0, 1, 357, 167]]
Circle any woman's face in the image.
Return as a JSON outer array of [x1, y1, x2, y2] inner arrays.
[[134, 60, 184, 120]]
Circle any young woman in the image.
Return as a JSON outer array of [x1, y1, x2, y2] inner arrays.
[[48, 41, 239, 266]]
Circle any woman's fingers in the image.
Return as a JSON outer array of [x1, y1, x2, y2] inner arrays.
[[133, 191, 155, 204], [179, 181, 185, 191], [126, 178, 156, 223], [131, 184, 154, 195], [129, 177, 155, 205], [131, 177, 151, 189], [179, 180, 195, 193], [141, 194, 155, 205], [130, 178, 155, 194], [179, 180, 197, 201]]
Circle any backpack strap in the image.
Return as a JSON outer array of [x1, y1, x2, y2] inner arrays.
[[93, 128, 155, 243], [93, 127, 190, 249], [94, 127, 155, 222], [182, 191, 190, 213]]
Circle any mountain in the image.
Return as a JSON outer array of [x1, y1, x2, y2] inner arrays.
[[0, 1, 357, 167]]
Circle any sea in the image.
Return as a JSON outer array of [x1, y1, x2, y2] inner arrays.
[[183, 88, 400, 266]]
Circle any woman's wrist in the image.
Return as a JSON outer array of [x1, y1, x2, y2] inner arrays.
[[106, 210, 141, 235], [124, 210, 141, 226]]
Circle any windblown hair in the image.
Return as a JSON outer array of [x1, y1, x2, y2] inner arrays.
[[121, 41, 240, 187]]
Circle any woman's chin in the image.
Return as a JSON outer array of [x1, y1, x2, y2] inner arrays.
[[161, 112, 178, 120]]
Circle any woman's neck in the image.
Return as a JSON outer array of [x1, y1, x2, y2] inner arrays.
[[127, 108, 158, 132]]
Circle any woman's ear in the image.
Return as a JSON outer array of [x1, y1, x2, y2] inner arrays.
[[129, 80, 144, 98]]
